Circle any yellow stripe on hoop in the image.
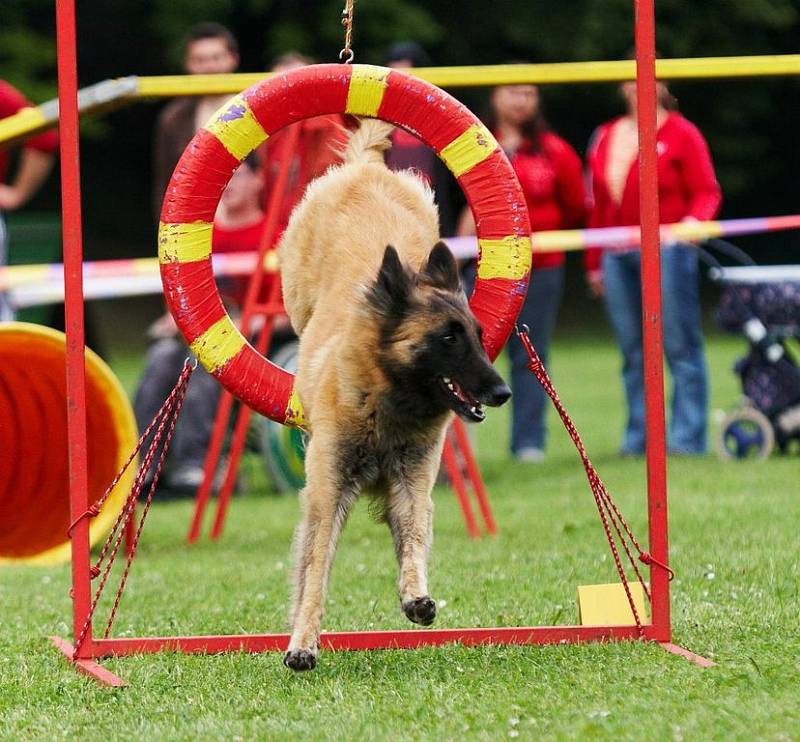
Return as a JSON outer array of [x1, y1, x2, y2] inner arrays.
[[345, 65, 390, 116], [439, 123, 498, 177], [203, 94, 268, 161], [476, 235, 532, 280], [284, 388, 308, 430], [189, 317, 246, 373], [158, 221, 213, 264]]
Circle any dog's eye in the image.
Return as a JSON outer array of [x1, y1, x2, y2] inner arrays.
[[440, 322, 464, 346]]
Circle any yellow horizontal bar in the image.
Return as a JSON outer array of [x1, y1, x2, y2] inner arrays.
[[138, 73, 271, 97], [3, 55, 799, 147], [411, 55, 800, 87], [0, 107, 50, 150], [135, 55, 800, 97]]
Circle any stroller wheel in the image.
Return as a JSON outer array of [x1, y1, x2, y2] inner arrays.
[[257, 341, 306, 493], [716, 407, 775, 461]]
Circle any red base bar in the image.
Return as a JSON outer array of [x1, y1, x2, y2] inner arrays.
[[57, 623, 658, 659], [50, 636, 128, 687], [51, 629, 713, 686], [659, 641, 716, 667]]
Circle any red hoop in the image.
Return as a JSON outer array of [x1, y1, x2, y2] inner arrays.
[[159, 64, 531, 427]]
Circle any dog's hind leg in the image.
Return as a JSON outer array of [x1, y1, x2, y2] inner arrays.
[[285, 439, 356, 671], [386, 466, 437, 627]]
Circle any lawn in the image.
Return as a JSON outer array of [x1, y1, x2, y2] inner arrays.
[[1, 331, 798, 740]]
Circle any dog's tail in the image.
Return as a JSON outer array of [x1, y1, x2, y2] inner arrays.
[[342, 118, 394, 165]]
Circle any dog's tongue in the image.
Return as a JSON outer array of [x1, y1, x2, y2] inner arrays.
[[445, 378, 478, 406], [457, 382, 480, 406]]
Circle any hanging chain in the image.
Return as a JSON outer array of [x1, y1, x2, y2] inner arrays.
[[339, 0, 355, 63]]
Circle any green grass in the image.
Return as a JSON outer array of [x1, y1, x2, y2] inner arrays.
[[2, 332, 799, 740]]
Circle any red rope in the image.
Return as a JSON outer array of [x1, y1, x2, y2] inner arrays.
[[66, 362, 195, 539], [71, 360, 194, 659], [102, 368, 190, 639], [515, 325, 675, 636]]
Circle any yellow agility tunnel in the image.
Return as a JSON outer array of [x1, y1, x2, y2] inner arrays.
[[0, 322, 137, 565]]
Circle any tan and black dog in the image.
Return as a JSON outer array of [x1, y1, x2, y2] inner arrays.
[[277, 119, 511, 671]]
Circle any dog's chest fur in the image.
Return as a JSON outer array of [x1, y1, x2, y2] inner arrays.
[[335, 395, 447, 491]]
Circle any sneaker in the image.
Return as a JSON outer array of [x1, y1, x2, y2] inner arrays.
[[213, 457, 238, 492], [515, 447, 545, 463], [164, 465, 206, 495], [667, 447, 706, 457]]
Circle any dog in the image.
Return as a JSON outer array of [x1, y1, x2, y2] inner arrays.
[[277, 118, 511, 671]]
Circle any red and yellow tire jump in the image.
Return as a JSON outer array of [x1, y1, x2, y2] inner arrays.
[[159, 64, 531, 426], [0, 323, 137, 565]]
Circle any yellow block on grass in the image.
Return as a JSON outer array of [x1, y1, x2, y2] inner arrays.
[[578, 582, 649, 627]]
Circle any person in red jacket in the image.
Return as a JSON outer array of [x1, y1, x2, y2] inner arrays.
[[586, 79, 721, 455], [458, 82, 585, 461], [0, 80, 59, 320]]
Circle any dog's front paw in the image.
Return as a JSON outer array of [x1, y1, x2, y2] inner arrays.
[[283, 647, 318, 672], [402, 596, 437, 626]]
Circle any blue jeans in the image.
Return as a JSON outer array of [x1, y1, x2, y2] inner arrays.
[[0, 214, 13, 321], [509, 265, 564, 453], [464, 262, 564, 454], [602, 245, 708, 454], [133, 336, 221, 472]]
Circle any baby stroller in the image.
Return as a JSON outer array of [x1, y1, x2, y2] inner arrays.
[[710, 249, 800, 459]]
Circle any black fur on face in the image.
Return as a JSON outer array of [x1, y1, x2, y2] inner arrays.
[[417, 240, 461, 292], [367, 243, 511, 423], [366, 244, 414, 326]]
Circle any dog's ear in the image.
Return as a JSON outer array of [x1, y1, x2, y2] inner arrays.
[[419, 241, 460, 291], [367, 244, 411, 316]]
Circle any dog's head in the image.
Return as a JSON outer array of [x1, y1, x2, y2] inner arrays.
[[366, 242, 511, 423]]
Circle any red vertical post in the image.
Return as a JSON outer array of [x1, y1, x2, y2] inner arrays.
[[209, 307, 273, 539], [186, 392, 234, 542], [189, 124, 301, 541], [55, 0, 93, 656], [633, 0, 671, 641], [441, 436, 480, 539], [208, 126, 301, 539], [450, 418, 497, 535]]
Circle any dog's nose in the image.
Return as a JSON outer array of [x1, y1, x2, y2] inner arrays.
[[486, 382, 511, 407]]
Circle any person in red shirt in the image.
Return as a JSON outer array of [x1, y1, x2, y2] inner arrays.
[[0, 80, 59, 320], [586, 79, 721, 455], [458, 82, 585, 461], [213, 155, 270, 306], [134, 156, 284, 493]]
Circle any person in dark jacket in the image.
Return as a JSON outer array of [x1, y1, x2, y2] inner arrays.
[[152, 22, 240, 219], [139, 22, 240, 492], [382, 42, 460, 236]]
